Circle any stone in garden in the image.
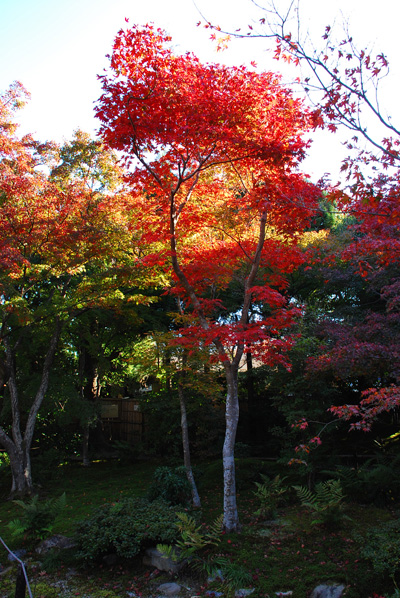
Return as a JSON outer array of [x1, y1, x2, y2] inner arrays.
[[7, 548, 27, 562], [102, 553, 118, 566], [235, 589, 255, 597], [310, 584, 346, 598], [36, 534, 76, 554], [207, 569, 224, 583], [156, 582, 182, 596], [143, 547, 184, 574]]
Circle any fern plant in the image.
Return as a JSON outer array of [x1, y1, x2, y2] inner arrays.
[[158, 512, 227, 576], [253, 474, 288, 519], [8, 492, 66, 541], [294, 480, 349, 529], [158, 512, 251, 595], [158, 511, 223, 559]]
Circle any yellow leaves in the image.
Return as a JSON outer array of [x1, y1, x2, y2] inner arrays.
[[298, 228, 330, 249], [215, 35, 231, 52]]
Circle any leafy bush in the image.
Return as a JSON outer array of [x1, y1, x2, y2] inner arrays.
[[112, 440, 143, 464], [253, 474, 288, 519], [32, 447, 64, 483], [358, 519, 400, 580], [147, 465, 192, 506], [75, 497, 178, 562], [294, 479, 348, 528], [328, 458, 400, 506], [0, 450, 11, 482], [7, 493, 66, 542]]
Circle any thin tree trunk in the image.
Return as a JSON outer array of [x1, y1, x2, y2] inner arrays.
[[79, 345, 101, 466], [178, 382, 201, 508], [0, 319, 62, 497], [82, 427, 90, 467], [169, 187, 268, 533], [222, 362, 240, 532]]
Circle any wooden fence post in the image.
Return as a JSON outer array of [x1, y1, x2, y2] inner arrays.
[[15, 564, 26, 598]]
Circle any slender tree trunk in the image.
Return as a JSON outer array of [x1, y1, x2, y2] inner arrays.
[[79, 345, 101, 466], [82, 427, 90, 467], [222, 362, 240, 532], [178, 382, 201, 508], [169, 190, 267, 533], [0, 319, 62, 497]]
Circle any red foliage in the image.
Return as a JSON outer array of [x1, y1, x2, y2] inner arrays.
[[96, 24, 320, 365]]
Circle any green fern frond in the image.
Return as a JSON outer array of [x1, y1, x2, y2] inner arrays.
[[293, 485, 317, 508]]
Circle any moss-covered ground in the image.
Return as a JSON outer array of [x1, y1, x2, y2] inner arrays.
[[0, 458, 397, 598]]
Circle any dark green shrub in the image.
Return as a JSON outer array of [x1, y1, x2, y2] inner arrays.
[[32, 447, 64, 483], [329, 458, 400, 506], [112, 440, 143, 464], [75, 497, 178, 562], [147, 466, 191, 506], [358, 519, 400, 580], [0, 451, 11, 484]]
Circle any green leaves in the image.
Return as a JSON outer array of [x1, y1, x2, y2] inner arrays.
[[75, 497, 178, 562], [8, 492, 66, 541], [294, 480, 348, 528]]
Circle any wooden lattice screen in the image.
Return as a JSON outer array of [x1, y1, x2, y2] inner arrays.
[[100, 398, 143, 444]]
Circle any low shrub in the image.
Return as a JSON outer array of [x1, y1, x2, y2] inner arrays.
[[147, 465, 192, 506], [75, 496, 178, 562], [329, 459, 400, 506], [358, 519, 400, 580], [112, 440, 143, 464]]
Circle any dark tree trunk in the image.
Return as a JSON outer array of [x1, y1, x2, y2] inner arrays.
[[178, 381, 201, 508], [0, 319, 62, 497], [79, 344, 101, 467]]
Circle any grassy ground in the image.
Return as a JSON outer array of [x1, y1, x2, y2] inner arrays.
[[0, 458, 398, 598]]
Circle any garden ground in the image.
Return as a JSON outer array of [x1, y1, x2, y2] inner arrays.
[[0, 458, 398, 598]]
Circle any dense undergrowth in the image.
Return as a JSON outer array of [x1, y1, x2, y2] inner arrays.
[[0, 457, 399, 598]]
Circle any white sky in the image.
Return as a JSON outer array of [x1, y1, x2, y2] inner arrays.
[[0, 0, 398, 183]]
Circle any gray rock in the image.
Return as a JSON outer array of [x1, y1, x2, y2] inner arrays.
[[143, 547, 184, 574], [310, 584, 346, 598], [102, 553, 118, 566], [235, 589, 255, 597], [36, 534, 76, 555], [7, 548, 26, 562], [207, 569, 224, 583], [156, 582, 182, 596]]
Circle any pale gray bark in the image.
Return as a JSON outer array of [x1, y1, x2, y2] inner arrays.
[[169, 184, 268, 531], [222, 362, 240, 531]]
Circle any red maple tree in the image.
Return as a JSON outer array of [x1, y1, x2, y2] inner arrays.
[[96, 24, 320, 530]]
